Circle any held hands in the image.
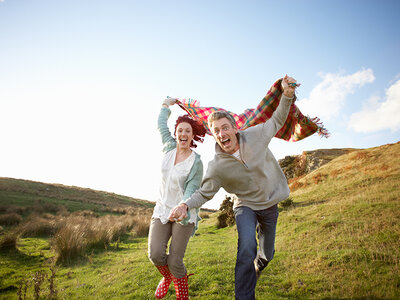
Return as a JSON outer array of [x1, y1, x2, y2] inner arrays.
[[162, 97, 178, 107], [281, 75, 300, 98], [168, 203, 188, 222]]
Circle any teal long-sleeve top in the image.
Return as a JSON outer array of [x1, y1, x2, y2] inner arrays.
[[156, 106, 204, 235]]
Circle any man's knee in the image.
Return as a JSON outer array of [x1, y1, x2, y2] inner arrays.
[[238, 232, 257, 250]]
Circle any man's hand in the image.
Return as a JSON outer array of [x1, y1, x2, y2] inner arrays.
[[168, 203, 188, 222], [281, 75, 300, 98]]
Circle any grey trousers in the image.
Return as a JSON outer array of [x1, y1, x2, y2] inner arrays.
[[148, 218, 194, 278]]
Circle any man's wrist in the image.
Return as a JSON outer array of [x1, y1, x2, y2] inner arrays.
[[283, 91, 294, 98], [181, 203, 189, 211]]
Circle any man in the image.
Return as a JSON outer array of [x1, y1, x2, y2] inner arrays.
[[169, 75, 297, 300]]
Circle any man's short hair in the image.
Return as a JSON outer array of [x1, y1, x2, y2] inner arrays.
[[208, 111, 237, 129]]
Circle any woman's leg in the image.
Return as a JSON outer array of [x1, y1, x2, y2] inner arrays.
[[168, 222, 194, 300], [148, 218, 172, 266], [148, 218, 174, 299], [167, 222, 195, 278]]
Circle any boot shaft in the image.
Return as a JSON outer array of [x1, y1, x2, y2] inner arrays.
[[154, 265, 172, 299], [172, 274, 190, 300]]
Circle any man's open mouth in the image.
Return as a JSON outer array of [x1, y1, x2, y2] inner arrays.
[[221, 138, 230, 146]]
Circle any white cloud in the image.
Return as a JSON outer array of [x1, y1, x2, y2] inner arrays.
[[348, 79, 400, 133], [296, 68, 375, 120]]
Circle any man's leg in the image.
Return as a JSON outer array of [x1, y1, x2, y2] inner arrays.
[[255, 204, 279, 276], [234, 206, 258, 300]]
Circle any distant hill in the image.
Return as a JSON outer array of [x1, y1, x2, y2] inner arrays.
[[0, 177, 155, 214], [279, 148, 356, 180], [0, 177, 217, 215]]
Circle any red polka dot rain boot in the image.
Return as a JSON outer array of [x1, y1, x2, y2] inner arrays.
[[154, 265, 172, 299], [172, 273, 192, 300]]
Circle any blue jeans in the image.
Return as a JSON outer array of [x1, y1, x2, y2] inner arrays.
[[233, 205, 279, 300]]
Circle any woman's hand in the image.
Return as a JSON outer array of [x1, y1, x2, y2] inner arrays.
[[162, 97, 177, 107], [168, 203, 188, 222], [281, 75, 300, 98]]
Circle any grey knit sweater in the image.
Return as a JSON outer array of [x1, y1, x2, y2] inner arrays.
[[184, 95, 293, 211]]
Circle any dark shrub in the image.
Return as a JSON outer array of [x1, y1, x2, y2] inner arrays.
[[279, 198, 294, 209], [217, 196, 235, 228]]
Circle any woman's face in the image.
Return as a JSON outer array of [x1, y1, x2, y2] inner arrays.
[[175, 122, 194, 149]]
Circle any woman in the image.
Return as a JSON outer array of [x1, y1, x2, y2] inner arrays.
[[148, 97, 206, 300]]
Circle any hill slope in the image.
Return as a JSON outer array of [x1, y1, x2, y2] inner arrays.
[[273, 141, 400, 298], [0, 142, 398, 299], [0, 177, 154, 214]]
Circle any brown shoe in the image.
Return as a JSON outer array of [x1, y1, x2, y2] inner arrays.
[[254, 260, 261, 280], [254, 257, 269, 280]]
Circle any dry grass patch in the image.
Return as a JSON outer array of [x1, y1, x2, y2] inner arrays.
[[199, 211, 211, 219], [0, 213, 23, 226], [18, 214, 62, 237], [51, 213, 150, 262], [0, 230, 19, 250], [132, 214, 151, 237]]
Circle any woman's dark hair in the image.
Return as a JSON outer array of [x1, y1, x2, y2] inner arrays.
[[174, 115, 207, 148]]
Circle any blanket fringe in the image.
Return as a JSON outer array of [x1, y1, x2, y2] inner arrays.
[[180, 98, 200, 107], [310, 117, 330, 138]]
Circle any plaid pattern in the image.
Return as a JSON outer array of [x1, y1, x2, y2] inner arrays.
[[176, 78, 329, 142]]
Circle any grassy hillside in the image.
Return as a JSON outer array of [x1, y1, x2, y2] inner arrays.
[[0, 142, 399, 299], [275, 141, 400, 298], [0, 177, 154, 215]]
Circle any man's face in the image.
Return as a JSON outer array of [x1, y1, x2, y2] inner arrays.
[[210, 117, 239, 154]]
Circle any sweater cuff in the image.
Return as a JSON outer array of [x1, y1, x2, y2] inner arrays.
[[183, 198, 194, 210], [281, 94, 294, 102]]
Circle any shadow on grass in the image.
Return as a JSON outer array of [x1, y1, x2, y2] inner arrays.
[[0, 285, 18, 293], [321, 298, 387, 300], [0, 247, 47, 266], [279, 198, 327, 212]]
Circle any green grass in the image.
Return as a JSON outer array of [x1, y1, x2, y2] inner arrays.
[[0, 142, 399, 299]]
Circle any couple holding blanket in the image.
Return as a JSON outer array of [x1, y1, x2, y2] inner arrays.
[[147, 75, 327, 300]]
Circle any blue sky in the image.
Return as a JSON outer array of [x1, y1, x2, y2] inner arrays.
[[1, 0, 399, 209]]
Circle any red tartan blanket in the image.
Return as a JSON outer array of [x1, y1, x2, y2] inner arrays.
[[175, 78, 329, 142]]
